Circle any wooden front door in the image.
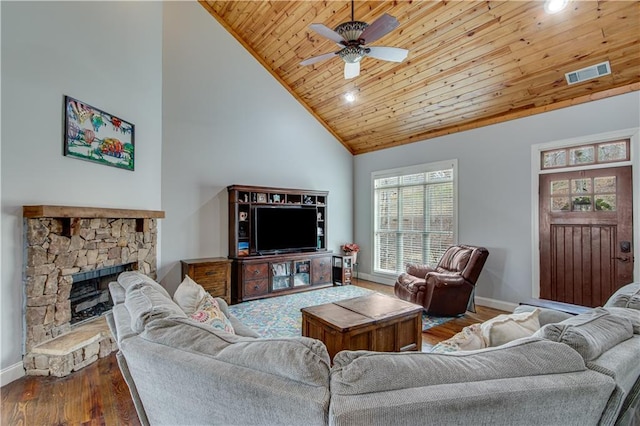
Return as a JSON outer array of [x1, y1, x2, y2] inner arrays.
[[539, 166, 634, 307]]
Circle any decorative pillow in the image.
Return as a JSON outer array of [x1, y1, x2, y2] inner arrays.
[[431, 323, 486, 353], [190, 294, 235, 334], [534, 308, 633, 361], [480, 309, 540, 347], [173, 275, 208, 315]]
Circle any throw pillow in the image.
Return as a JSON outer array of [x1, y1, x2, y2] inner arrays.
[[431, 323, 486, 353], [481, 309, 540, 347], [173, 275, 208, 315], [190, 294, 235, 334]]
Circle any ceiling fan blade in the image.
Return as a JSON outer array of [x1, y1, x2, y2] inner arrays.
[[366, 46, 408, 62], [344, 62, 360, 79], [300, 51, 338, 66], [309, 23, 345, 44], [359, 13, 399, 45]]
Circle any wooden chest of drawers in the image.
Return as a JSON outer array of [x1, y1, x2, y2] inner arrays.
[[181, 257, 232, 304]]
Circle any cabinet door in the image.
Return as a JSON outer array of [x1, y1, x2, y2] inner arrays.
[[271, 261, 292, 291], [311, 256, 331, 285], [244, 279, 268, 297], [243, 262, 269, 280]]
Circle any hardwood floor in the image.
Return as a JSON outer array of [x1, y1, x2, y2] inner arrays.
[[1, 279, 506, 425]]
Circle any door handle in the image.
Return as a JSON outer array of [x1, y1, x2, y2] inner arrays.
[[613, 256, 630, 262]]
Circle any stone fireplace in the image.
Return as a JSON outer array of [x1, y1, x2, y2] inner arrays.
[[22, 205, 165, 377]]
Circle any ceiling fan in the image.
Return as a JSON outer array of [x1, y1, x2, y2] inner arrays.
[[300, 1, 409, 79]]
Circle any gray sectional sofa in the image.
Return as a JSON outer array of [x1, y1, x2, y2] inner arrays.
[[107, 272, 640, 426]]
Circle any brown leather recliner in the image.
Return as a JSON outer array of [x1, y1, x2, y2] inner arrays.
[[394, 244, 489, 316]]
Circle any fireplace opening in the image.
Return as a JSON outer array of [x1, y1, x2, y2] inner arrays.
[[70, 263, 135, 325]]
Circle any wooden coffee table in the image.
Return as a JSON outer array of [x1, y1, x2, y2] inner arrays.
[[301, 292, 423, 360]]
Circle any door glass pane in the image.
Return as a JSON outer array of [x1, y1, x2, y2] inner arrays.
[[598, 142, 627, 162], [594, 176, 616, 193], [595, 195, 616, 211], [551, 197, 570, 211], [550, 180, 569, 194], [572, 196, 592, 211], [571, 178, 592, 193], [569, 146, 595, 165], [543, 150, 567, 168]]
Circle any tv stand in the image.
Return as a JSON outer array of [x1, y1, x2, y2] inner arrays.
[[231, 251, 332, 304], [227, 184, 331, 304]]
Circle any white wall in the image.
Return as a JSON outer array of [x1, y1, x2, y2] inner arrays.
[[355, 91, 640, 309], [0, 1, 163, 384], [159, 2, 353, 294]]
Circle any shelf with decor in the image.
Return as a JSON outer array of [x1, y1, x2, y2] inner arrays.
[[227, 184, 331, 303]]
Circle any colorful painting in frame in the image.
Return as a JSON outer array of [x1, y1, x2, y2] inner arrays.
[[63, 95, 135, 171]]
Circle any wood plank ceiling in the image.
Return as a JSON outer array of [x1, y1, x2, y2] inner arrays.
[[200, 1, 640, 155]]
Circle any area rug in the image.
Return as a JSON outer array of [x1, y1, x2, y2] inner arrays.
[[228, 285, 455, 338]]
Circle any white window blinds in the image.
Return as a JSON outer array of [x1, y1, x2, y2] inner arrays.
[[373, 160, 457, 275]]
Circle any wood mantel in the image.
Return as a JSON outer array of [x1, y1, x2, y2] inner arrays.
[[23, 205, 165, 219]]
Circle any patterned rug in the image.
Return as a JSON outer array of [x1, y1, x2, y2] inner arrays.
[[228, 285, 455, 338]]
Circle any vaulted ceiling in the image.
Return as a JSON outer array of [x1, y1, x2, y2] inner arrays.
[[200, 1, 640, 155]]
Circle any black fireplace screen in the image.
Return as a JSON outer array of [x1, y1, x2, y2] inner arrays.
[[69, 263, 134, 325]]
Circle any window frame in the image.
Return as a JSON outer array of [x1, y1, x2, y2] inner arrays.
[[370, 159, 458, 280]]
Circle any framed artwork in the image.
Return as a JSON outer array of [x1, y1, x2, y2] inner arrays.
[[63, 95, 135, 171]]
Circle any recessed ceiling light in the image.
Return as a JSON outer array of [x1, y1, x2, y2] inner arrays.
[[545, 0, 568, 14], [344, 92, 356, 103]]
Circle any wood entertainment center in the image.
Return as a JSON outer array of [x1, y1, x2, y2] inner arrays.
[[228, 184, 332, 304]]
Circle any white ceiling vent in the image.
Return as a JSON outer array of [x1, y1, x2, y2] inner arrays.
[[565, 61, 611, 85]]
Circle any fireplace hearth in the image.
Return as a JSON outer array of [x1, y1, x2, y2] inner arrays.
[[22, 205, 164, 377]]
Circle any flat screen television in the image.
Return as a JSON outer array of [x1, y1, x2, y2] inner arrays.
[[254, 206, 318, 254]]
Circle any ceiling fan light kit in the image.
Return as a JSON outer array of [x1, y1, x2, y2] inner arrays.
[[300, 1, 409, 79]]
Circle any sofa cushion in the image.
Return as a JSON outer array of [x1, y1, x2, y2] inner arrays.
[[605, 283, 640, 310], [331, 337, 586, 395], [430, 323, 486, 353], [173, 275, 208, 315], [109, 281, 126, 305], [118, 271, 171, 300], [190, 294, 235, 334], [513, 304, 573, 326], [603, 307, 640, 334], [141, 316, 331, 387], [124, 282, 187, 333], [534, 308, 633, 361], [480, 309, 540, 347]]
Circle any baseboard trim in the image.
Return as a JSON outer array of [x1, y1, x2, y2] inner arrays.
[[1, 362, 25, 387], [475, 296, 518, 313]]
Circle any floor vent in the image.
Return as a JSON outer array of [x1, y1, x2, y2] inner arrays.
[[565, 61, 611, 85]]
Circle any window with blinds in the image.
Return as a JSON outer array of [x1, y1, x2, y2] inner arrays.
[[373, 160, 457, 275]]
